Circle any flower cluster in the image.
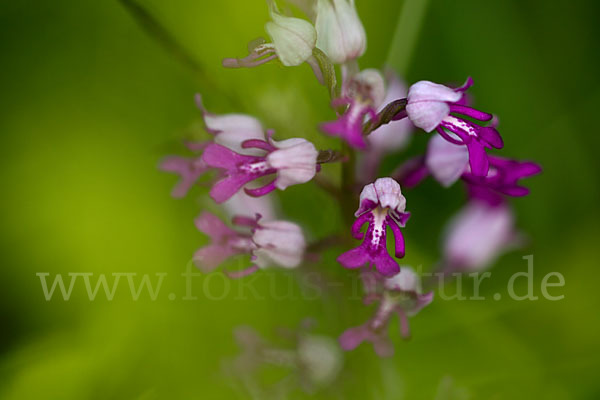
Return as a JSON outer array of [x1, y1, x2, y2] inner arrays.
[[160, 0, 540, 363]]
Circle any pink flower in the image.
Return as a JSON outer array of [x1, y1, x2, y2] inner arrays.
[[339, 267, 433, 357], [405, 78, 503, 176], [321, 69, 385, 149], [160, 94, 267, 197], [337, 178, 410, 276], [201, 136, 318, 203], [443, 202, 517, 271], [193, 213, 306, 277]]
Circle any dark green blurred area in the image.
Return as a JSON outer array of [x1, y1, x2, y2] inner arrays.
[[0, 0, 599, 399]]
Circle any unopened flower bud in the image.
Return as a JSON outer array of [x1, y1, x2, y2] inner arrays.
[[265, 4, 317, 66], [315, 0, 366, 64]]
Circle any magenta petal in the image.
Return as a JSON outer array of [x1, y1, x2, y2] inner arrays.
[[499, 185, 530, 197], [456, 76, 474, 92], [339, 325, 369, 351], [373, 251, 400, 277], [321, 100, 373, 150], [210, 174, 255, 203], [395, 212, 411, 228], [387, 218, 406, 258], [337, 246, 370, 269], [477, 126, 504, 149], [321, 119, 367, 150], [202, 143, 255, 171], [160, 156, 207, 198], [193, 245, 234, 273], [516, 161, 542, 176], [355, 199, 378, 218], [495, 159, 542, 181], [437, 126, 465, 145], [244, 181, 277, 197], [351, 213, 371, 240], [466, 140, 489, 176], [394, 156, 429, 188], [340, 323, 394, 357], [195, 212, 237, 239], [241, 139, 276, 152], [449, 104, 492, 121]]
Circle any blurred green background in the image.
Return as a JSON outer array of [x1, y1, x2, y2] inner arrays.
[[1, 0, 599, 399]]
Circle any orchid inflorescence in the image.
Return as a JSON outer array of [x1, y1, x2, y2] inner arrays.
[[161, 0, 540, 359]]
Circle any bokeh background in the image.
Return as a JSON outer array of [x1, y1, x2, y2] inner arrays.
[[1, 0, 599, 399]]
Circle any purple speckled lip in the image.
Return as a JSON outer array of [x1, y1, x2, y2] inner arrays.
[[337, 178, 410, 277]]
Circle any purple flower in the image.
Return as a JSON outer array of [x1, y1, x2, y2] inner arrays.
[[337, 177, 410, 277], [405, 78, 503, 176], [201, 136, 318, 203], [463, 156, 542, 206], [339, 267, 433, 357], [160, 95, 267, 197], [321, 69, 385, 149], [442, 202, 517, 271], [397, 135, 541, 206], [194, 212, 307, 277]]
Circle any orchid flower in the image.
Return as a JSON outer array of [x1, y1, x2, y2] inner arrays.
[[194, 212, 306, 278], [201, 135, 318, 203], [337, 177, 410, 276], [404, 78, 503, 176], [339, 267, 433, 357]]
